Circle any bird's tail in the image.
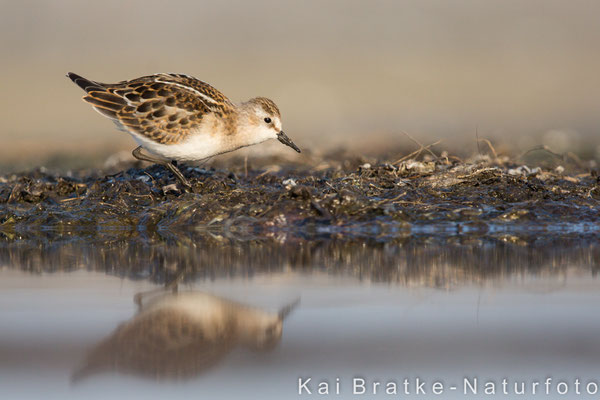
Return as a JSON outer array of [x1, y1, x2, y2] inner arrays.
[[66, 72, 126, 119], [66, 72, 105, 93]]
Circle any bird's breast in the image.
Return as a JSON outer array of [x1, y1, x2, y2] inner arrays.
[[129, 124, 230, 161]]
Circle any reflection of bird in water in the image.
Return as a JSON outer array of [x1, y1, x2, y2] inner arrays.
[[72, 290, 299, 382]]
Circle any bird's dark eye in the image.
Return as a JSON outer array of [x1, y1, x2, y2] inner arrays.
[[264, 117, 272, 124]]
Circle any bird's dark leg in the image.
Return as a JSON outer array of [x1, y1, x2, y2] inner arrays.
[[132, 146, 192, 190], [133, 268, 190, 309], [164, 162, 192, 190]]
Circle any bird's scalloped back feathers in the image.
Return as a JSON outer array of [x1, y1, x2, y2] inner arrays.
[[67, 72, 235, 145], [83, 91, 126, 119], [154, 73, 234, 114]]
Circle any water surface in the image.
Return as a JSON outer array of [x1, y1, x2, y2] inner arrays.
[[1, 236, 599, 399]]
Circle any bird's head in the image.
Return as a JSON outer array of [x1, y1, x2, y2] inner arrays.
[[251, 319, 284, 351], [243, 297, 299, 351], [240, 97, 301, 153]]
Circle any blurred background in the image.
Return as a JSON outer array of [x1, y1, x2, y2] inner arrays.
[[2, 0, 600, 169]]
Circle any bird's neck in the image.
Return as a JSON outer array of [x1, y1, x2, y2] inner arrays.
[[231, 105, 269, 148]]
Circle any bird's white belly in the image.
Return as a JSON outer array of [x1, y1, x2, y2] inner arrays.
[[129, 130, 227, 162]]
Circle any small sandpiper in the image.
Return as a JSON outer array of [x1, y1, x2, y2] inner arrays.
[[67, 72, 301, 189]]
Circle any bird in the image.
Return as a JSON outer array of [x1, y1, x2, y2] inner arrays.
[[71, 290, 299, 382], [67, 72, 301, 189]]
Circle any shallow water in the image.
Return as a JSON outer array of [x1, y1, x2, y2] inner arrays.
[[1, 237, 599, 399]]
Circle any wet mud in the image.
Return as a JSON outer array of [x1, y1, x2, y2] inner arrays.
[[1, 153, 598, 240], [1, 151, 599, 285]]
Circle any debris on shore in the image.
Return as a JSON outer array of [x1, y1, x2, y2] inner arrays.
[[1, 149, 599, 241]]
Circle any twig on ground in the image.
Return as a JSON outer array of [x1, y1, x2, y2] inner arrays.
[[256, 166, 280, 178], [477, 138, 498, 159], [518, 145, 563, 160], [399, 130, 440, 161], [566, 152, 586, 170], [518, 145, 587, 170], [393, 140, 442, 165]]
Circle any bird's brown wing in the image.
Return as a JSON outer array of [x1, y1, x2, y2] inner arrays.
[[67, 72, 235, 144]]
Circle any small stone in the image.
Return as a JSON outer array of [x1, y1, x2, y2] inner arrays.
[[282, 178, 297, 189], [290, 185, 312, 199], [162, 183, 180, 194], [508, 165, 539, 177]]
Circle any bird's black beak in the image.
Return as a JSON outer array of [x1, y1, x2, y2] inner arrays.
[[277, 131, 301, 153], [278, 298, 300, 319]]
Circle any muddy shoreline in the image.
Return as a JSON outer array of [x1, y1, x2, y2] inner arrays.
[[1, 153, 599, 238], [1, 152, 599, 284]]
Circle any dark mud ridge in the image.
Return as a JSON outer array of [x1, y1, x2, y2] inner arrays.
[[1, 154, 599, 242], [2, 153, 600, 284]]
